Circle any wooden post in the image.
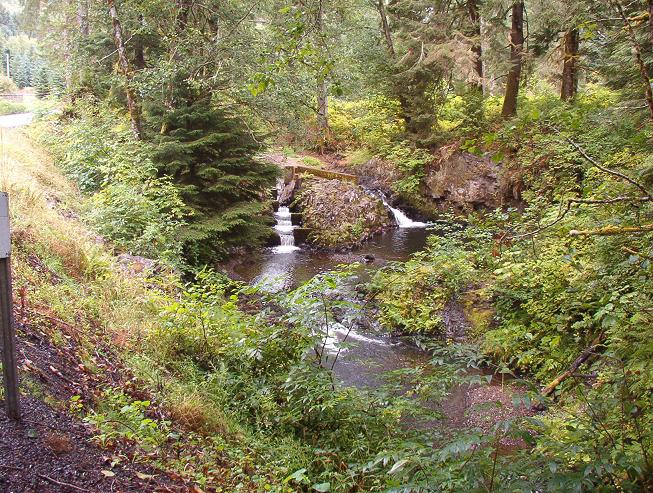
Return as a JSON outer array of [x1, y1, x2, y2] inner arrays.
[[0, 192, 19, 420]]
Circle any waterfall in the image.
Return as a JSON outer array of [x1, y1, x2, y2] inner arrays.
[[375, 191, 428, 229], [273, 179, 300, 253]]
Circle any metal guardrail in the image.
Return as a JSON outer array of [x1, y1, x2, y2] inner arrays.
[[0, 94, 24, 102]]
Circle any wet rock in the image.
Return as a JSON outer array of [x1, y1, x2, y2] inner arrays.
[[442, 299, 469, 342], [278, 178, 297, 205], [346, 157, 402, 196], [461, 285, 496, 337]]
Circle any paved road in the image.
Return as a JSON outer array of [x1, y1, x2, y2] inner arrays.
[[0, 113, 34, 128]]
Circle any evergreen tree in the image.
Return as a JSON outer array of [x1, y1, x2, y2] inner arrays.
[[33, 64, 50, 97], [11, 52, 32, 87], [150, 93, 278, 263]]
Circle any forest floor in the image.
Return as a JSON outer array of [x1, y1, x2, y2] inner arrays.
[[1, 302, 190, 493]]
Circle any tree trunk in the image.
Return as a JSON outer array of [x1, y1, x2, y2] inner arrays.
[[501, 1, 524, 118], [317, 78, 329, 134], [376, 0, 415, 134], [108, 0, 142, 139], [560, 29, 579, 101], [611, 0, 653, 131], [467, 0, 483, 92], [315, 0, 329, 142], [62, 0, 74, 91], [77, 0, 89, 36], [377, 0, 395, 56], [649, 0, 653, 48], [134, 14, 146, 70]]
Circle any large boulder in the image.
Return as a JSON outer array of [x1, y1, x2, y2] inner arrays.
[[424, 145, 522, 211], [295, 178, 393, 249]]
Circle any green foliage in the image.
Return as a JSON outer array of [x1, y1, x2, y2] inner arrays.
[[86, 388, 171, 450], [0, 98, 26, 115], [372, 234, 482, 335], [33, 102, 188, 262], [0, 75, 17, 92], [329, 97, 404, 151], [300, 155, 323, 167], [149, 94, 278, 263], [329, 96, 431, 195]]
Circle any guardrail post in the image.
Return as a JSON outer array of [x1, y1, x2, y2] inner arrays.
[[0, 192, 19, 420]]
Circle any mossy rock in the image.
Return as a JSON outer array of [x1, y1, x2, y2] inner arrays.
[[295, 177, 393, 248], [461, 285, 495, 338]]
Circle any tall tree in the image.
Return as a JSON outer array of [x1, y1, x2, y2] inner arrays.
[[501, 1, 524, 118], [649, 0, 653, 47], [151, 92, 278, 262], [315, 0, 330, 143], [107, 0, 142, 139], [560, 29, 579, 101], [467, 0, 483, 91], [609, 0, 653, 128], [377, 0, 395, 56], [77, 0, 89, 36]]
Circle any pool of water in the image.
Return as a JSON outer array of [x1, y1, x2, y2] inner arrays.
[[229, 227, 431, 291], [225, 227, 435, 388]]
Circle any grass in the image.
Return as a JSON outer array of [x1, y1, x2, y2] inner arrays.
[[0, 100, 27, 116], [1, 126, 297, 491]]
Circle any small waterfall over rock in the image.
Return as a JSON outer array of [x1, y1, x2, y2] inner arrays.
[[375, 190, 428, 229], [273, 179, 300, 253]]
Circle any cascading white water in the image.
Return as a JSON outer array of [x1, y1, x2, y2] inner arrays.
[[273, 179, 300, 253], [376, 191, 428, 228], [273, 208, 299, 252]]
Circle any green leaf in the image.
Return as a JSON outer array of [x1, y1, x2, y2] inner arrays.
[[284, 468, 308, 484], [388, 459, 409, 475], [312, 482, 331, 492]]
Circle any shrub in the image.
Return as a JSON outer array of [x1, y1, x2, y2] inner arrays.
[[371, 235, 480, 335], [0, 75, 18, 92], [33, 102, 189, 262], [329, 96, 404, 151], [0, 99, 26, 115]]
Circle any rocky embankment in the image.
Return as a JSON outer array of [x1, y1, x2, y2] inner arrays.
[[296, 177, 393, 249], [334, 145, 524, 216]]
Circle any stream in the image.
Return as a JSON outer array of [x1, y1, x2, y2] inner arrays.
[[226, 190, 528, 432], [230, 197, 438, 390]]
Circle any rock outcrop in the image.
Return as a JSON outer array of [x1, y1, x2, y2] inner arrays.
[[424, 145, 522, 211], [295, 178, 393, 249]]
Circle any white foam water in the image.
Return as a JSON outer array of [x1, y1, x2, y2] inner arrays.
[[272, 206, 300, 253], [375, 191, 428, 228]]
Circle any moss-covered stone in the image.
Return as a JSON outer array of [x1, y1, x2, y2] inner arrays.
[[461, 285, 496, 338], [295, 177, 392, 248]]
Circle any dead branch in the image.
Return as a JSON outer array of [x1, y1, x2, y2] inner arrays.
[[533, 334, 605, 410], [37, 474, 89, 492], [621, 246, 653, 259], [510, 195, 649, 240], [569, 224, 653, 236], [561, 132, 653, 200]]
